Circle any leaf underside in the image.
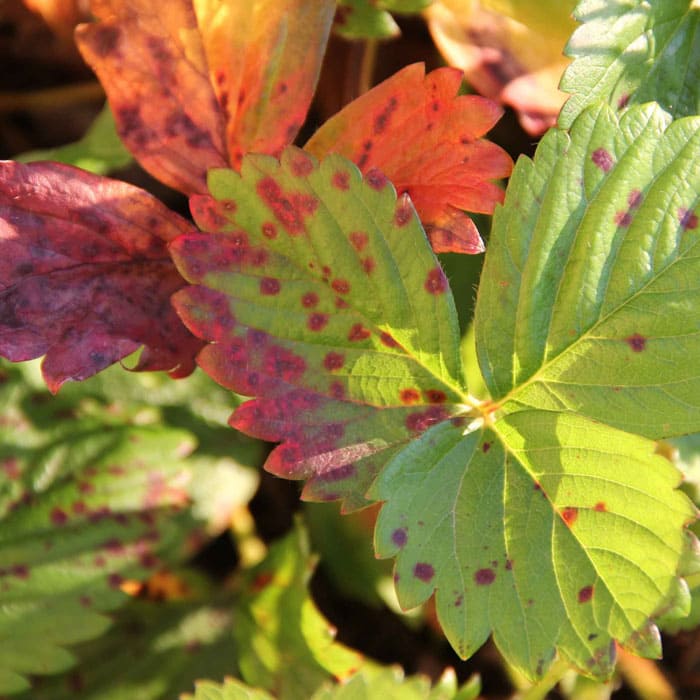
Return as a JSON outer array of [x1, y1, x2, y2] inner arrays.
[[0, 161, 203, 392], [559, 0, 700, 127], [173, 102, 697, 679]]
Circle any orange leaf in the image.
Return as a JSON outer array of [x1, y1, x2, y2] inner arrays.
[[75, 0, 335, 195], [305, 63, 512, 254]]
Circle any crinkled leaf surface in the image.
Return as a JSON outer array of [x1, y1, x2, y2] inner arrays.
[[75, 0, 334, 195], [0, 161, 203, 392], [559, 0, 700, 128], [426, 0, 576, 135], [233, 524, 364, 699], [476, 103, 700, 439], [16, 103, 133, 176], [0, 364, 202, 693], [173, 148, 466, 510], [305, 64, 512, 254], [14, 597, 236, 700], [173, 106, 696, 678]]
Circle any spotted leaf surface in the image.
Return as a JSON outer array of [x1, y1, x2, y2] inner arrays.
[[0, 362, 211, 694], [233, 525, 364, 699], [559, 0, 700, 128], [373, 411, 694, 679], [0, 161, 202, 392], [172, 148, 466, 509], [476, 102, 700, 438], [305, 64, 512, 254], [76, 0, 334, 194]]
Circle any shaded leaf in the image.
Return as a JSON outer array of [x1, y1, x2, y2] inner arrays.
[[333, 1, 431, 39], [233, 523, 364, 699], [16, 103, 133, 176], [76, 0, 335, 195], [305, 64, 511, 254], [476, 103, 700, 439], [0, 161, 203, 392], [426, 0, 576, 135], [559, 0, 700, 128], [172, 148, 466, 510]]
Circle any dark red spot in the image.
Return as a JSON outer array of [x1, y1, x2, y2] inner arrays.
[[561, 507, 578, 526], [140, 553, 158, 569], [505, 559, 513, 570], [250, 249, 268, 267], [394, 197, 412, 227], [260, 277, 280, 295], [482, 441, 492, 453], [628, 190, 643, 208], [392, 528, 408, 547], [348, 324, 371, 341], [262, 222, 277, 239], [329, 381, 345, 399], [108, 573, 124, 589], [263, 346, 307, 381], [578, 585, 594, 603], [50, 507, 68, 526], [321, 265, 331, 280], [474, 568, 496, 585], [451, 417, 466, 428], [308, 313, 329, 331], [1, 458, 19, 480], [679, 208, 698, 230], [302, 292, 319, 308], [92, 25, 121, 57], [79, 595, 92, 607], [614, 211, 632, 227], [256, 177, 318, 235], [617, 93, 630, 109], [431, 100, 440, 112], [164, 110, 212, 149], [413, 562, 435, 582], [251, 572, 274, 592], [425, 389, 447, 404], [625, 333, 646, 352], [291, 153, 314, 176], [405, 406, 448, 433], [366, 169, 387, 190], [400, 388, 421, 404], [424, 267, 447, 295], [349, 231, 369, 251], [591, 148, 614, 172], [362, 257, 376, 275], [380, 332, 400, 348], [374, 96, 398, 134], [333, 171, 350, 190], [335, 297, 349, 309], [324, 352, 345, 371], [12, 564, 29, 579], [332, 279, 351, 295], [594, 502, 607, 512]]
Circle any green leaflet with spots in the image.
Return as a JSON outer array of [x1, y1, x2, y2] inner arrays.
[[172, 121, 696, 679], [559, 0, 700, 127], [477, 102, 700, 438], [172, 148, 465, 510]]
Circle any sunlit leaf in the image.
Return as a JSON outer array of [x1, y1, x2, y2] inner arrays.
[[426, 0, 576, 135], [233, 524, 364, 698], [187, 678, 274, 700], [172, 148, 466, 510], [0, 161, 202, 392], [17, 103, 133, 176], [75, 0, 335, 194], [306, 64, 511, 254], [559, 0, 700, 128]]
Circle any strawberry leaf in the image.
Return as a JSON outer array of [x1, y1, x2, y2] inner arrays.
[[305, 64, 512, 254], [334, 1, 432, 39], [172, 148, 466, 510], [559, 0, 700, 128], [75, 0, 335, 194], [0, 161, 202, 392], [476, 103, 700, 439]]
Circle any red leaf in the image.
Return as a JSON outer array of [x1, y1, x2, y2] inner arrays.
[[305, 63, 513, 254], [75, 0, 335, 195], [0, 161, 203, 392]]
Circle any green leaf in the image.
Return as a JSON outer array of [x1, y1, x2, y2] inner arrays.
[[0, 361, 259, 694], [334, 0, 432, 40], [14, 597, 236, 700], [187, 678, 274, 700], [476, 102, 700, 439], [559, 0, 700, 127], [233, 523, 364, 698], [172, 148, 466, 510], [16, 104, 133, 175]]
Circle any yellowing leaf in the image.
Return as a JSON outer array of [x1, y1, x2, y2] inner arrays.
[[75, 0, 334, 194], [306, 64, 512, 254], [426, 0, 577, 135]]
